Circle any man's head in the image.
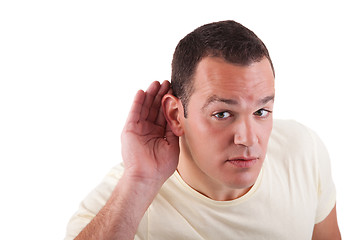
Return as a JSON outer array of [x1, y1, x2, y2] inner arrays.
[[171, 20, 274, 117], [163, 20, 275, 200]]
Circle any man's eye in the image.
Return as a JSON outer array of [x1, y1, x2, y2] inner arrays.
[[254, 109, 271, 118], [213, 111, 231, 119]]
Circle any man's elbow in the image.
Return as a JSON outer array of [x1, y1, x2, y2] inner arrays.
[[312, 205, 341, 240]]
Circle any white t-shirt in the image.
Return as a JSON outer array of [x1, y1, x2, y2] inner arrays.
[[65, 120, 336, 240]]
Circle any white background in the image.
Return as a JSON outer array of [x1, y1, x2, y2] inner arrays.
[[0, 0, 359, 239]]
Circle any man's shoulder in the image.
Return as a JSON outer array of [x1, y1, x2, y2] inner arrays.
[[272, 119, 310, 136], [269, 119, 318, 155]]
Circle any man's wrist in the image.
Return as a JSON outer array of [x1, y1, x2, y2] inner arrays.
[[120, 171, 164, 196]]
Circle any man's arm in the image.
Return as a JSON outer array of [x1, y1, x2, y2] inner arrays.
[[312, 205, 341, 240], [74, 173, 161, 240], [74, 81, 179, 240]]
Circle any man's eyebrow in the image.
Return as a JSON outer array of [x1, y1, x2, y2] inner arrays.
[[202, 94, 275, 110], [201, 95, 238, 110], [257, 95, 275, 106]]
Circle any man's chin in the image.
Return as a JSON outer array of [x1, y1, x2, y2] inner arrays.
[[222, 171, 260, 191]]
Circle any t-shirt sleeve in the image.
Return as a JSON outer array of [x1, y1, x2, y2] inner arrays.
[[308, 129, 337, 224], [64, 164, 124, 240]]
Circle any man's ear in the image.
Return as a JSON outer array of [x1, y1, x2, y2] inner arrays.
[[161, 94, 184, 137]]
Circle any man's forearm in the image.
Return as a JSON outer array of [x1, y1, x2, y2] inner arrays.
[[75, 174, 162, 240]]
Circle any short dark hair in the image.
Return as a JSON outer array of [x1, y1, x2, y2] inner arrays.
[[171, 20, 274, 117]]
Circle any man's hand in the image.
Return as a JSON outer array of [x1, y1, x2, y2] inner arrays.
[[74, 81, 180, 240], [121, 80, 180, 186]]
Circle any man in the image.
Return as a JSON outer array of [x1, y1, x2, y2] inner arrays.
[[65, 20, 341, 239]]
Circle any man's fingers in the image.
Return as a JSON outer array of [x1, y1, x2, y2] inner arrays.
[[155, 105, 167, 128], [126, 90, 146, 123], [139, 81, 161, 120], [148, 81, 171, 123], [155, 83, 172, 127], [127, 81, 170, 126]]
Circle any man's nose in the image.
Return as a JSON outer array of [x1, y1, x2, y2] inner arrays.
[[233, 119, 258, 147]]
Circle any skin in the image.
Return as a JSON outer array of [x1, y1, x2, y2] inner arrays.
[[163, 56, 275, 201], [75, 81, 179, 240], [312, 205, 341, 240], [75, 57, 341, 239]]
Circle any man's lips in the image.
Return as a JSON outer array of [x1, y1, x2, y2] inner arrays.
[[226, 157, 258, 168], [228, 156, 258, 161]]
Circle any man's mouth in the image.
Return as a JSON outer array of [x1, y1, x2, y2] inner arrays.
[[227, 157, 258, 168]]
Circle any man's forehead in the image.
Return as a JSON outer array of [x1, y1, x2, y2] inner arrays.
[[192, 57, 274, 98], [193, 57, 274, 85]]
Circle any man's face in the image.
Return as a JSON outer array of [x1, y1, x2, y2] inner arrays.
[[177, 56, 275, 200]]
